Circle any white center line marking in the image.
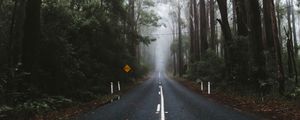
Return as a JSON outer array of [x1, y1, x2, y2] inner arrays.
[[156, 104, 161, 114], [159, 72, 161, 78], [159, 85, 165, 120]]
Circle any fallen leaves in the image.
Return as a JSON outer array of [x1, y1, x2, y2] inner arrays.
[[177, 79, 300, 120]]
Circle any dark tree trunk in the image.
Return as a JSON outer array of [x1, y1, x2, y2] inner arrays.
[[263, 0, 285, 95], [8, 0, 18, 81], [193, 0, 200, 61], [22, 0, 41, 82], [178, 4, 183, 77], [245, 0, 267, 92], [276, 0, 282, 48], [291, 0, 298, 57], [234, 0, 249, 86], [189, 0, 195, 63], [8, 0, 26, 83], [216, 0, 233, 80], [128, 0, 137, 58], [235, 0, 248, 36], [200, 0, 208, 55], [286, 0, 298, 86], [232, 0, 237, 33], [210, 0, 216, 51]]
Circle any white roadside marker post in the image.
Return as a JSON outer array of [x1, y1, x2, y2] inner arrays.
[[201, 81, 204, 91], [208, 82, 211, 94], [118, 81, 121, 91], [110, 82, 114, 102], [110, 82, 114, 94]]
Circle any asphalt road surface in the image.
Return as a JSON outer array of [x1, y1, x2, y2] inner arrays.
[[76, 72, 259, 120]]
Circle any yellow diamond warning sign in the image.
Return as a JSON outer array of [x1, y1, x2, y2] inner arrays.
[[123, 64, 132, 73]]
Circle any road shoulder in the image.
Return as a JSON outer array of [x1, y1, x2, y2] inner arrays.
[[33, 75, 150, 120], [170, 75, 300, 120]]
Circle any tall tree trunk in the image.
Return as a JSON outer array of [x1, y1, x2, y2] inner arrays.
[[291, 0, 298, 57], [8, 0, 27, 83], [286, 0, 297, 85], [245, 0, 267, 92], [8, 0, 18, 81], [129, 0, 136, 58], [290, 0, 298, 85], [232, 0, 237, 33], [14, 0, 26, 65], [210, 0, 216, 51], [178, 3, 183, 77], [22, 0, 41, 83], [193, 0, 200, 61], [235, 0, 248, 36], [234, 0, 249, 86], [263, 0, 285, 95], [200, 0, 208, 55], [276, 0, 282, 49], [189, 0, 195, 63], [216, 0, 233, 80]]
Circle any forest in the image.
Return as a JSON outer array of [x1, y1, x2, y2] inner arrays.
[[0, 0, 300, 119], [0, 0, 160, 119], [170, 0, 300, 97]]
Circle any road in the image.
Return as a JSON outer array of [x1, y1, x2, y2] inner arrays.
[[76, 72, 259, 120]]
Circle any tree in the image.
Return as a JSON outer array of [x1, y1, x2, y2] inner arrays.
[[209, 0, 216, 51], [193, 0, 200, 61], [291, 0, 298, 57], [189, 0, 195, 63], [128, 0, 137, 58], [22, 0, 42, 83], [216, 0, 233, 80], [177, 1, 183, 77], [245, 0, 267, 91], [235, 0, 248, 36], [263, 0, 286, 94], [232, 0, 237, 33], [286, 0, 298, 85], [200, 0, 208, 55], [275, 0, 283, 49]]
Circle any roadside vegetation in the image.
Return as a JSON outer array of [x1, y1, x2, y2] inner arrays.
[[0, 0, 159, 119], [168, 0, 300, 119]]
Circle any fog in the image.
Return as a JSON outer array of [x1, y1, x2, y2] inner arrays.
[[146, 0, 188, 72], [153, 2, 173, 71], [145, 0, 300, 72]]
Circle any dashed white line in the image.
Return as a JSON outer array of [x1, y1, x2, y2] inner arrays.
[[159, 85, 165, 120], [156, 104, 161, 113], [159, 72, 161, 78]]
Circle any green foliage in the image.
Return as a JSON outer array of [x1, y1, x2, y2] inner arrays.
[[170, 35, 189, 55], [0, 0, 159, 118], [0, 105, 13, 113], [14, 96, 72, 116], [135, 62, 150, 78], [289, 86, 300, 99], [188, 50, 225, 83], [139, 35, 156, 46], [138, 10, 161, 27]]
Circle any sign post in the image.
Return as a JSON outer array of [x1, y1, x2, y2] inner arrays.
[[201, 81, 203, 91], [118, 81, 121, 91], [110, 82, 113, 94], [208, 82, 211, 94]]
